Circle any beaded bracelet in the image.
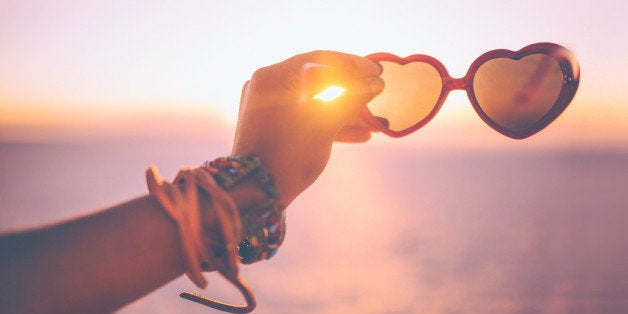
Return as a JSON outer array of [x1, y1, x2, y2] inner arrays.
[[203, 156, 277, 200], [202, 155, 286, 264], [238, 202, 286, 264], [149, 155, 285, 313]]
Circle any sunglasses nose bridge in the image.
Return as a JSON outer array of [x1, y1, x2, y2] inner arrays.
[[443, 76, 470, 91]]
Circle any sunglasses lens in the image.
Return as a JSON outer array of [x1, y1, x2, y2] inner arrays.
[[367, 61, 442, 132], [473, 54, 564, 132]]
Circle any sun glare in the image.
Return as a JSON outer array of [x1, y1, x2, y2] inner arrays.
[[313, 86, 345, 102]]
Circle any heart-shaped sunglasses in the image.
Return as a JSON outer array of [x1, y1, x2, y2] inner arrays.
[[361, 42, 580, 139]]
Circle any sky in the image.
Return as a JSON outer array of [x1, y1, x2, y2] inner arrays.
[[2, 2, 628, 312], [1, 0, 627, 147]]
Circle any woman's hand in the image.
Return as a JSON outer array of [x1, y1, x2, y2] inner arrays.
[[232, 50, 384, 206]]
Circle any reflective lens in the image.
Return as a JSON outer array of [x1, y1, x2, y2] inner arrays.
[[367, 61, 442, 132], [473, 54, 564, 132]]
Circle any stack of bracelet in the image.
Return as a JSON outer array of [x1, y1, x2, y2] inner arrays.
[[203, 156, 286, 264], [147, 155, 285, 313]]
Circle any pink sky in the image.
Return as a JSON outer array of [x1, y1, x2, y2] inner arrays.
[[2, 2, 628, 312], [1, 0, 627, 147]]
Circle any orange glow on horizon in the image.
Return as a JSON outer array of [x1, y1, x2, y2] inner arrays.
[[1, 1, 626, 148], [2, 3, 628, 313]]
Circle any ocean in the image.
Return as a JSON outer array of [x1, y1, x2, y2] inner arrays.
[[1, 139, 627, 313]]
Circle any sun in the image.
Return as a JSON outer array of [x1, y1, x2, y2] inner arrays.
[[313, 86, 345, 102]]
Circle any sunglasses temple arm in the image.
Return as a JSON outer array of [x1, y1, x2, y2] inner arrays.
[[515, 55, 555, 106]]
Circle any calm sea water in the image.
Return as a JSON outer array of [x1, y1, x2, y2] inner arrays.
[[1, 139, 627, 314]]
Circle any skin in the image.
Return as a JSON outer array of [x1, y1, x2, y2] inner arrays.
[[0, 50, 383, 313], [233, 50, 384, 206]]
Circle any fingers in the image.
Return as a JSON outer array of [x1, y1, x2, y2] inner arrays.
[[246, 50, 382, 107], [334, 111, 381, 143], [301, 57, 384, 139], [339, 76, 385, 115], [297, 51, 382, 98], [334, 126, 372, 143], [240, 50, 385, 141], [288, 50, 382, 79], [251, 50, 381, 95], [300, 64, 343, 102], [315, 75, 384, 128], [344, 113, 380, 132]]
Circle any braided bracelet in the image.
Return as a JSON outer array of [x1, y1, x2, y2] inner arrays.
[[203, 156, 286, 264], [147, 165, 254, 313], [147, 155, 285, 313]]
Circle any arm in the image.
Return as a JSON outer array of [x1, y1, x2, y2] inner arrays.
[[0, 195, 183, 313], [0, 50, 383, 313], [0, 182, 267, 314]]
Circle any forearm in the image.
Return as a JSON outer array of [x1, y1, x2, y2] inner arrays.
[[0, 195, 184, 313], [0, 175, 268, 313]]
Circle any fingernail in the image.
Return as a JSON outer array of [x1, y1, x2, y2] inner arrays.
[[370, 77, 385, 95]]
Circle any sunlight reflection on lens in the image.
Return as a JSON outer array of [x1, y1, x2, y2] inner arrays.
[[313, 86, 345, 102]]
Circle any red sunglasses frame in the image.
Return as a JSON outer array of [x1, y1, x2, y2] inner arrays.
[[361, 42, 580, 139]]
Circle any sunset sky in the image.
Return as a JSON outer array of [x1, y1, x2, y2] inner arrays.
[[1, 0, 627, 147], [2, 2, 628, 313]]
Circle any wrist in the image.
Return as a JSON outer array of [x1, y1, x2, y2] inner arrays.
[[227, 178, 270, 210], [202, 155, 286, 264]]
